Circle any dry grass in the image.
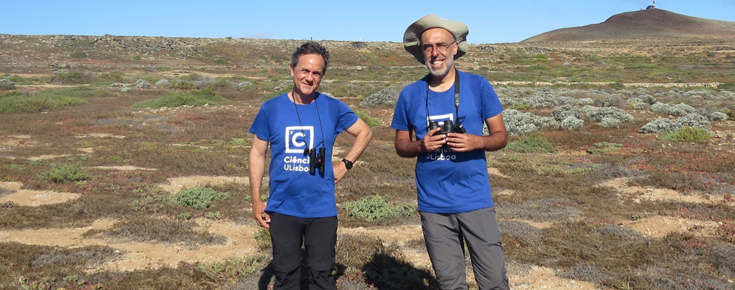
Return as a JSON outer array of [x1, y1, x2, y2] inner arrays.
[[84, 217, 228, 247]]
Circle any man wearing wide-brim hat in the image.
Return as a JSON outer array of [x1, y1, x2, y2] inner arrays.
[[391, 14, 510, 290]]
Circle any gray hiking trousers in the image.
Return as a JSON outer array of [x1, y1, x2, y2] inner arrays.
[[421, 207, 509, 290]]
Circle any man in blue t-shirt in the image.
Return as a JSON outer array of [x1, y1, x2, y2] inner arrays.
[[249, 42, 372, 290], [391, 14, 510, 290]]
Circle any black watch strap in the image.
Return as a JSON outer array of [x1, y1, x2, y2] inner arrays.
[[342, 159, 353, 170]]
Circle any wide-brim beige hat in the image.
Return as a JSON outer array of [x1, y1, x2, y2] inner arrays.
[[403, 14, 469, 64]]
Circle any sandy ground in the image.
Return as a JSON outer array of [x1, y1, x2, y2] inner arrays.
[[1, 165, 725, 290], [2, 132, 731, 288]]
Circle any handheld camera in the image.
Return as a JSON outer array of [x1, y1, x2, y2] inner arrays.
[[428, 120, 466, 152], [306, 147, 326, 175]]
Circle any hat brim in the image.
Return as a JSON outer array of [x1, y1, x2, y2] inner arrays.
[[403, 14, 469, 64]]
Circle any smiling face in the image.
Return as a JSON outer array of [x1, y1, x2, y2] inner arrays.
[[420, 28, 458, 79], [290, 53, 325, 98]]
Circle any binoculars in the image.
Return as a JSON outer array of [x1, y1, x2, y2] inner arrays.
[[306, 147, 326, 175]]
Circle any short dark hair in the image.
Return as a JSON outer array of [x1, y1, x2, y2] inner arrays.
[[290, 42, 330, 75]]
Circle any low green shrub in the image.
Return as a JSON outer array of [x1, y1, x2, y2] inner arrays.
[[0, 93, 88, 113], [599, 116, 622, 128], [587, 142, 623, 154], [167, 186, 230, 210], [178, 212, 192, 220], [51, 71, 93, 84], [669, 103, 697, 117], [503, 109, 559, 136], [41, 86, 113, 98], [560, 116, 584, 131], [355, 110, 380, 127], [70, 51, 87, 58], [717, 82, 735, 90], [343, 195, 415, 222], [526, 64, 550, 71], [505, 134, 555, 153], [711, 112, 728, 121], [98, 70, 126, 83], [587, 106, 634, 123], [205, 78, 228, 90], [171, 80, 197, 90], [551, 105, 582, 122], [0, 79, 15, 90], [650, 102, 671, 115], [640, 118, 675, 133], [658, 126, 710, 142], [205, 211, 221, 220], [1, 74, 27, 84], [665, 113, 710, 132], [724, 108, 735, 121], [38, 163, 89, 183], [131, 88, 228, 109]]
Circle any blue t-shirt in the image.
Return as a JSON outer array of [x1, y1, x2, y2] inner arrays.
[[249, 92, 358, 218], [391, 71, 504, 213]]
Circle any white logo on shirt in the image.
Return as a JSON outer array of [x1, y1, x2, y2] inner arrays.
[[285, 126, 314, 154]]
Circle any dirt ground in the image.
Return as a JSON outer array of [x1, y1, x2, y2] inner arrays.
[[1, 161, 726, 289]]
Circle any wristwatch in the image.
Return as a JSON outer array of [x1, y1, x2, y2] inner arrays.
[[342, 159, 353, 170]]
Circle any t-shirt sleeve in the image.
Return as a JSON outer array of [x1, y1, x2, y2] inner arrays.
[[249, 105, 271, 141], [481, 79, 504, 119], [391, 90, 410, 131], [335, 100, 358, 133]]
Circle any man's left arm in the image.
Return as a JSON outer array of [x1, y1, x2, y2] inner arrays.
[[446, 114, 507, 152], [334, 118, 373, 182]]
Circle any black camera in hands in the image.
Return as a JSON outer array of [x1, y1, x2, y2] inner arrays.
[[307, 147, 326, 175], [428, 119, 466, 135], [428, 120, 466, 152]]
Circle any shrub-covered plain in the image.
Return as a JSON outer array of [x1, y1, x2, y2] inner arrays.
[[0, 37, 734, 289]]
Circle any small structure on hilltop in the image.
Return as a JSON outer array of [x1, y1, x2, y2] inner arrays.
[[646, 0, 656, 10]]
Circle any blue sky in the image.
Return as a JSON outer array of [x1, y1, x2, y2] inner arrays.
[[3, 0, 735, 44]]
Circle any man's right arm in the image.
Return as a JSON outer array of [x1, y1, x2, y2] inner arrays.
[[394, 127, 444, 158], [248, 136, 271, 228]]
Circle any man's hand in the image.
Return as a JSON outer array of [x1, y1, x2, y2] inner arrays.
[[421, 127, 447, 152], [252, 200, 271, 228], [445, 132, 482, 152], [333, 161, 347, 183], [444, 114, 508, 153]]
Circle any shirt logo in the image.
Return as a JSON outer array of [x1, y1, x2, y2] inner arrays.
[[285, 126, 314, 154]]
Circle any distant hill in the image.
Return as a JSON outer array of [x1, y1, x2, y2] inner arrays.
[[522, 8, 735, 42]]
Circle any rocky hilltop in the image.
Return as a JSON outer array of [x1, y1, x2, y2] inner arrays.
[[522, 9, 735, 42]]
